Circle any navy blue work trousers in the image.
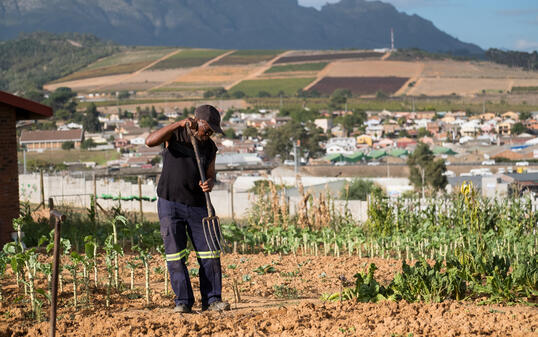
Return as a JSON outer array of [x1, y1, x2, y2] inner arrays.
[[157, 197, 222, 308]]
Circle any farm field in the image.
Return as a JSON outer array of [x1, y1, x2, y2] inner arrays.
[[230, 78, 316, 96], [421, 60, 538, 79], [265, 62, 328, 74], [98, 69, 192, 92], [170, 65, 259, 88], [44, 74, 129, 92], [326, 60, 423, 78], [149, 49, 228, 70], [53, 47, 179, 82], [212, 50, 283, 66], [274, 51, 384, 64], [4, 253, 536, 337], [409, 78, 512, 96], [310, 76, 409, 95]]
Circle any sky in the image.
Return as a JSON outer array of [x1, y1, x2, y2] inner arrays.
[[298, 0, 538, 52]]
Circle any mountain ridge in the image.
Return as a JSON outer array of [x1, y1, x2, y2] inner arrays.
[[0, 0, 483, 55]]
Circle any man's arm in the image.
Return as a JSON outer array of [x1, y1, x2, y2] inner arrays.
[[145, 118, 196, 147], [199, 157, 216, 192]]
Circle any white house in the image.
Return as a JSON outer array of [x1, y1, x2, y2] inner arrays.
[[326, 137, 356, 154]]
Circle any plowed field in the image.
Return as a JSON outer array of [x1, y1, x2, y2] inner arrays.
[[3, 253, 536, 336], [309, 77, 409, 96]]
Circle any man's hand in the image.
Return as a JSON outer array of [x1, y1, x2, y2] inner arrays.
[[199, 178, 214, 193]]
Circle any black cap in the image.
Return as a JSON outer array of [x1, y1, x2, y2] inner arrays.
[[194, 104, 224, 134]]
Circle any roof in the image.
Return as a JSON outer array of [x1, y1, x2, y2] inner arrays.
[[433, 147, 458, 155], [389, 149, 408, 157], [505, 173, 538, 183], [20, 129, 84, 143], [345, 152, 365, 162], [368, 149, 387, 159], [0, 90, 52, 120]]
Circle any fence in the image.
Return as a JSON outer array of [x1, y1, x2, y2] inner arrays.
[[19, 173, 369, 222]]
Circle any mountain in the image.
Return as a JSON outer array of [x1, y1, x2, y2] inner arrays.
[[0, 0, 483, 55]]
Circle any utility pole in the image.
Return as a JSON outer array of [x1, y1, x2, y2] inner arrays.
[[293, 140, 299, 174], [420, 167, 425, 200], [23, 147, 27, 174]]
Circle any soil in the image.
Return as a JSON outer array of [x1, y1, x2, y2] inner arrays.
[[1, 253, 536, 336]]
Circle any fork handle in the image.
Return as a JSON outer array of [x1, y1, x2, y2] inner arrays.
[[188, 128, 214, 217]]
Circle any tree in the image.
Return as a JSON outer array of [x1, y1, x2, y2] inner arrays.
[[339, 110, 366, 136], [519, 111, 531, 120], [407, 142, 447, 196], [62, 141, 74, 150], [83, 103, 102, 132], [47, 87, 77, 120], [265, 120, 326, 161], [223, 128, 236, 139], [139, 115, 158, 128], [257, 91, 271, 98], [417, 127, 432, 138], [341, 179, 383, 201], [81, 139, 96, 150], [243, 127, 258, 139], [329, 89, 351, 111], [511, 122, 527, 135], [232, 91, 245, 99]]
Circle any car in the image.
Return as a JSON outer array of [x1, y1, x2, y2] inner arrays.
[[515, 161, 529, 167], [481, 160, 495, 166], [334, 161, 347, 166], [367, 161, 380, 166]]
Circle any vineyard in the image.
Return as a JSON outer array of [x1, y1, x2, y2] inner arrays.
[[309, 77, 409, 96], [1, 183, 537, 336]]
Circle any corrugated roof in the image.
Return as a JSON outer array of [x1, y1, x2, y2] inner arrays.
[[0, 90, 52, 120], [20, 129, 83, 143]]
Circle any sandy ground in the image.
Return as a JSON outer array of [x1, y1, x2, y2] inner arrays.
[[1, 253, 536, 336]]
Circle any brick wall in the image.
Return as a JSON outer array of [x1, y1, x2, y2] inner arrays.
[[0, 106, 18, 245]]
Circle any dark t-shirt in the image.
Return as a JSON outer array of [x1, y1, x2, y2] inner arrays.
[[157, 127, 217, 207]]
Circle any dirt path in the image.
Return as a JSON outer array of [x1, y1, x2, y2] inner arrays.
[[92, 49, 183, 92], [224, 50, 295, 90], [151, 50, 237, 91], [394, 62, 425, 96], [302, 61, 335, 91]]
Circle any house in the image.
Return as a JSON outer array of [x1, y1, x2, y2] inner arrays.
[[356, 135, 373, 147], [414, 111, 435, 120], [497, 119, 516, 136], [365, 125, 384, 139], [0, 91, 52, 245], [20, 129, 84, 151], [396, 137, 417, 148], [479, 112, 496, 121], [326, 137, 356, 154], [426, 122, 441, 135], [376, 138, 394, 148], [460, 121, 481, 137], [501, 111, 519, 121], [314, 118, 333, 133]]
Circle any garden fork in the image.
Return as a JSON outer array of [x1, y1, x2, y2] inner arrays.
[[188, 126, 224, 255]]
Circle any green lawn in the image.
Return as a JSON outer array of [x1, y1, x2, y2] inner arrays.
[[149, 49, 228, 70], [230, 78, 316, 97], [213, 50, 283, 65], [264, 62, 328, 74]]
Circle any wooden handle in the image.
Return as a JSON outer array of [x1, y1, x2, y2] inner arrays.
[[188, 128, 214, 217]]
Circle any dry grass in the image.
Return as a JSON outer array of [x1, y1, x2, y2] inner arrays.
[[173, 65, 258, 87], [410, 78, 511, 96], [326, 60, 423, 77]]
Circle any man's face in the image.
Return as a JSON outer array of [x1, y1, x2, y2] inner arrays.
[[196, 119, 214, 141]]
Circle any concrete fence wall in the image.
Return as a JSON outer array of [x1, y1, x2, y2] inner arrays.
[[19, 174, 368, 221]]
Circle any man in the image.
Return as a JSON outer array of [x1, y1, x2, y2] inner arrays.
[[145, 104, 230, 313]]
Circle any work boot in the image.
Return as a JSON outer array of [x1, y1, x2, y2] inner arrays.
[[202, 300, 230, 312], [173, 304, 192, 313]]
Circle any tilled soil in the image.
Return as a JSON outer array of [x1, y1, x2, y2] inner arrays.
[[1, 253, 536, 336]]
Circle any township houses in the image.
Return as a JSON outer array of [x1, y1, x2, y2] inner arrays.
[[0, 91, 52, 245], [20, 129, 84, 151]]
